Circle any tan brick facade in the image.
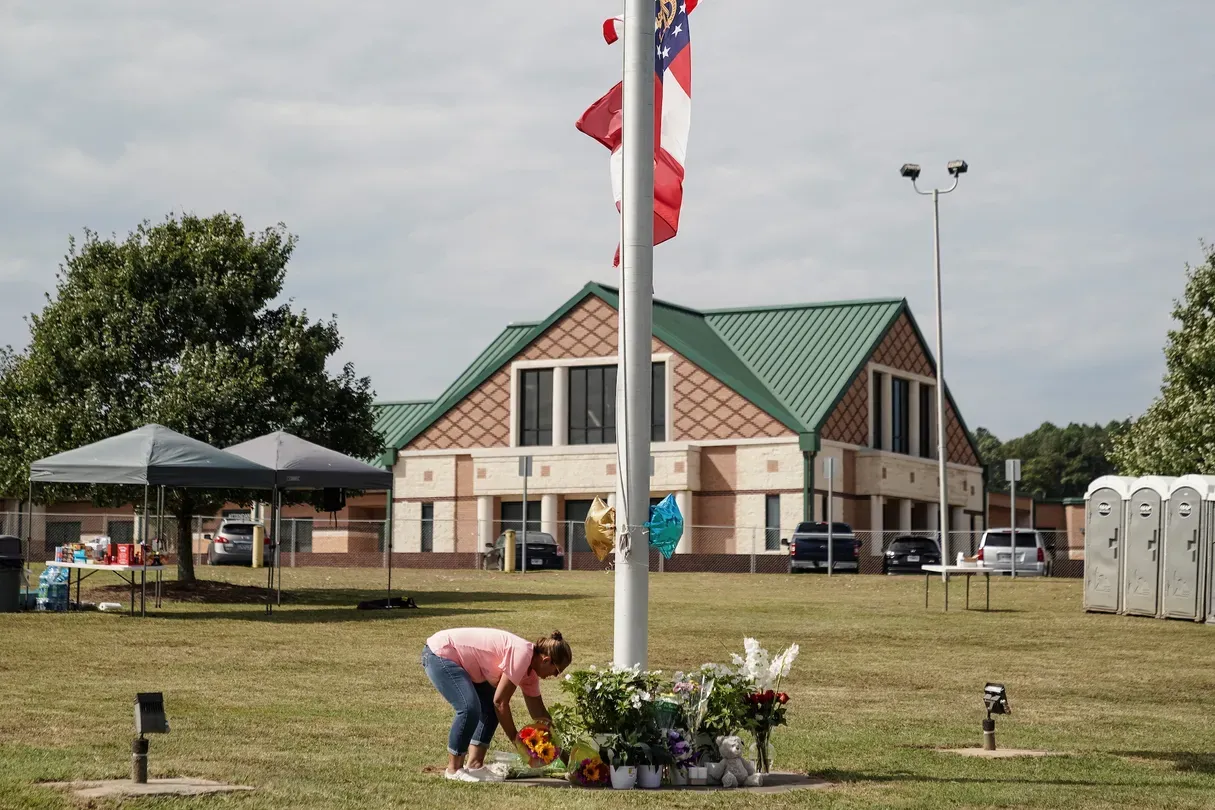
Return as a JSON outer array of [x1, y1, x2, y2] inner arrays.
[[820, 313, 980, 468], [409, 296, 790, 451]]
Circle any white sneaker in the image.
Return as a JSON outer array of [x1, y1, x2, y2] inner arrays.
[[463, 766, 503, 782], [444, 768, 478, 783]]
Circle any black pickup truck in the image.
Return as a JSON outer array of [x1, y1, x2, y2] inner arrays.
[[783, 522, 862, 573]]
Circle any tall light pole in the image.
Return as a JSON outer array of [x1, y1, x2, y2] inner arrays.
[[900, 160, 968, 585]]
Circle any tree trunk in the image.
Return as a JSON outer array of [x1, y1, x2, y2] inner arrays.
[[175, 494, 196, 582]]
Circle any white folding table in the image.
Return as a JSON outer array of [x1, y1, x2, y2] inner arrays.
[[44, 561, 167, 617], [921, 564, 993, 612]]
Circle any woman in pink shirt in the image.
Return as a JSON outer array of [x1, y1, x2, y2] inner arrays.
[[422, 627, 572, 782]]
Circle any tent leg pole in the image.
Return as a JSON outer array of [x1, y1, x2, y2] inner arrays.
[[141, 485, 148, 617], [275, 489, 282, 606], [266, 490, 275, 615]]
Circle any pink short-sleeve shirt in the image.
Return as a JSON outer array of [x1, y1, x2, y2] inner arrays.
[[426, 628, 541, 698]]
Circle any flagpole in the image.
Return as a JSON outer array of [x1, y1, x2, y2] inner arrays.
[[613, 0, 655, 670]]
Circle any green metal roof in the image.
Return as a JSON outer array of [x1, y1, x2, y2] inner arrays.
[[705, 299, 904, 432], [372, 400, 435, 466], [376, 281, 982, 465]]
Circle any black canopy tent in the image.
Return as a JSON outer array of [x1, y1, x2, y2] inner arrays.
[[28, 424, 277, 615], [224, 431, 398, 612]]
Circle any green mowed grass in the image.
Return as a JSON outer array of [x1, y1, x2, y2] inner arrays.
[[2, 566, 1214, 809]]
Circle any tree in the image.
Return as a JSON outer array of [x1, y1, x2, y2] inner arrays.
[[973, 422, 1126, 499], [0, 213, 383, 581], [1114, 242, 1215, 475]]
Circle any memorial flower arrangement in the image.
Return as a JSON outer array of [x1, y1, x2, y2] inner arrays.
[[517, 723, 559, 766], [733, 638, 800, 773], [509, 640, 800, 788]]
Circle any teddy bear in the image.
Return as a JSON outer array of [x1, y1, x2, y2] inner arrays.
[[706, 735, 763, 788]]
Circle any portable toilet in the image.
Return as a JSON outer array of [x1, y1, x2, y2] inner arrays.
[[1084, 475, 1136, 613], [1123, 476, 1175, 617], [1163, 476, 1215, 621]]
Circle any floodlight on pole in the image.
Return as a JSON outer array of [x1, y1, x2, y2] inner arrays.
[[901, 160, 968, 587]]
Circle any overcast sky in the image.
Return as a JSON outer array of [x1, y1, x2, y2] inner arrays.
[[2, 1, 1213, 439]]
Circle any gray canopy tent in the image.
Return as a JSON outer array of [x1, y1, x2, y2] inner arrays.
[[28, 424, 276, 615], [224, 431, 398, 612]]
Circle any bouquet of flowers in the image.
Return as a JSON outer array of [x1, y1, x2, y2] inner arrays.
[[665, 728, 695, 769], [570, 754, 609, 787], [732, 638, 799, 773], [517, 722, 559, 766]]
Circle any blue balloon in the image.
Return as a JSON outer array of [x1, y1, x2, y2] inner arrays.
[[645, 494, 684, 560]]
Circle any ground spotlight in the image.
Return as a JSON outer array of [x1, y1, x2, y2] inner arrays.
[[982, 683, 1009, 751], [133, 692, 169, 784]]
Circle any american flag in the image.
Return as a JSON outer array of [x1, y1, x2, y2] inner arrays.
[[577, 1, 698, 265]]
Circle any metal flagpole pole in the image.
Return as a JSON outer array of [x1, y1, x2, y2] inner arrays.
[[613, 0, 655, 670], [932, 187, 950, 584]]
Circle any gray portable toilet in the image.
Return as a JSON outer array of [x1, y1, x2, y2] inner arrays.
[[1123, 476, 1175, 617], [1163, 475, 1215, 621], [1085, 475, 1135, 613]]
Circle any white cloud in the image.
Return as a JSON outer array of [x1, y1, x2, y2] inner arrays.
[[1, 0, 1213, 439]]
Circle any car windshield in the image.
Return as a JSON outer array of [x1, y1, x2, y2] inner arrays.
[[495, 532, 557, 548], [890, 539, 937, 553], [221, 524, 255, 536], [983, 531, 1038, 548], [794, 522, 852, 535]]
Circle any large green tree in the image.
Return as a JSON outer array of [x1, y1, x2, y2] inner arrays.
[[973, 421, 1125, 499], [0, 213, 383, 581], [1113, 242, 1215, 475]]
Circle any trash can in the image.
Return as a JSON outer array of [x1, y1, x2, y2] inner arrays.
[[0, 535, 23, 613]]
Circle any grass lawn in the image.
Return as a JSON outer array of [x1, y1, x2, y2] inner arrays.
[[3, 566, 1215, 809]]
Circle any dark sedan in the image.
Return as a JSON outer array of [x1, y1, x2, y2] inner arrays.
[[494, 531, 565, 571], [883, 536, 941, 574]]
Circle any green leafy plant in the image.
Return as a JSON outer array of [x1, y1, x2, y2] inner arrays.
[[559, 665, 665, 737]]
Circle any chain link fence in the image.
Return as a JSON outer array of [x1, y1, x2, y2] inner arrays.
[[4, 513, 1084, 578]]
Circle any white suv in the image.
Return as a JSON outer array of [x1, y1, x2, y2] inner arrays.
[[976, 529, 1047, 576]]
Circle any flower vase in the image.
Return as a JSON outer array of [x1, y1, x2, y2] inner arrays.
[[609, 765, 637, 790], [751, 730, 774, 774], [637, 765, 662, 789], [669, 766, 689, 786]]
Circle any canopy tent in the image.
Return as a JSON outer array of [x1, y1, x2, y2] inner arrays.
[[27, 424, 277, 616], [224, 431, 392, 490], [30, 424, 276, 489], [225, 431, 401, 612]]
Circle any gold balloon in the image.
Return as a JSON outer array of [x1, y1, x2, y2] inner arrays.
[[584, 497, 616, 562]]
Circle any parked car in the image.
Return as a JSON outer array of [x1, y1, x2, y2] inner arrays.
[[784, 522, 861, 573], [976, 529, 1048, 576], [206, 520, 272, 566], [883, 535, 941, 574], [494, 531, 565, 571]]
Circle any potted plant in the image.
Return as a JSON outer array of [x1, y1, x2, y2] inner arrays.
[[732, 638, 800, 774], [636, 737, 672, 789], [664, 728, 694, 785], [601, 733, 643, 790]]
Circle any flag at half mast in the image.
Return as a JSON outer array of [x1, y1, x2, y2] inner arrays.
[[576, 0, 697, 266]]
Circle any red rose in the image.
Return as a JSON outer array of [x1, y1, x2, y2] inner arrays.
[[763, 690, 776, 702], [777, 692, 789, 704]]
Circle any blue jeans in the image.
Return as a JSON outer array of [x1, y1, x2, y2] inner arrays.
[[421, 645, 499, 756]]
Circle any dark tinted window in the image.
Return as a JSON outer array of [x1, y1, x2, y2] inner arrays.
[[983, 531, 1038, 548], [221, 523, 254, 536], [794, 522, 852, 535], [495, 531, 557, 548], [890, 538, 938, 553]]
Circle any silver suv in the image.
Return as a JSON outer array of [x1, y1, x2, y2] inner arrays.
[[976, 529, 1047, 576], [206, 520, 271, 566]]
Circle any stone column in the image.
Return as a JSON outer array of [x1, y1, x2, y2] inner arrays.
[[899, 498, 913, 533], [476, 496, 493, 554], [951, 506, 967, 560], [869, 495, 884, 556], [675, 490, 693, 553], [927, 502, 940, 534], [540, 493, 559, 540]]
